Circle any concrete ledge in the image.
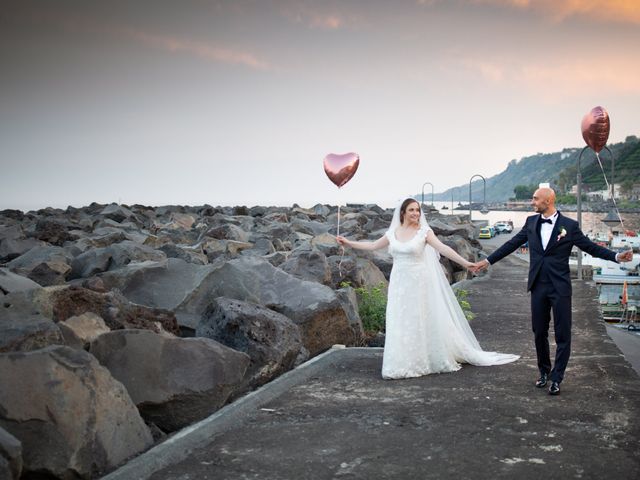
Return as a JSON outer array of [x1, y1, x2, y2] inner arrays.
[[102, 346, 376, 480]]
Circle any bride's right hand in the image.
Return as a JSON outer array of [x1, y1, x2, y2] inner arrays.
[[336, 235, 349, 246]]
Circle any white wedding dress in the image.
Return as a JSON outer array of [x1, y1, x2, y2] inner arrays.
[[381, 203, 519, 379]]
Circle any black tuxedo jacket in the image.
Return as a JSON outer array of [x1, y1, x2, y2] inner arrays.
[[487, 212, 618, 296]]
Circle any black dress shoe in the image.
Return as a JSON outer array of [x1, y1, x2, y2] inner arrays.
[[548, 381, 560, 395], [535, 373, 548, 388]]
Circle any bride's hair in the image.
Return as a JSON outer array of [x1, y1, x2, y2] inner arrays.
[[399, 198, 420, 225]]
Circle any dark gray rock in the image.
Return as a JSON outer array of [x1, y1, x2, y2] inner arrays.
[[99, 256, 354, 355], [310, 233, 342, 257], [0, 237, 45, 264], [0, 292, 65, 353], [327, 255, 388, 290], [0, 210, 25, 222], [280, 248, 332, 285], [0, 268, 42, 294], [27, 285, 180, 335], [335, 286, 364, 336], [202, 224, 250, 242], [0, 346, 153, 479], [99, 203, 137, 223], [242, 236, 276, 256], [70, 230, 127, 253], [359, 249, 394, 280], [89, 329, 250, 432], [195, 257, 354, 355], [159, 243, 208, 265], [0, 426, 22, 480], [197, 297, 303, 392], [6, 246, 73, 286], [291, 219, 330, 236], [263, 251, 289, 267], [70, 240, 166, 279], [427, 218, 476, 240], [28, 218, 76, 246]]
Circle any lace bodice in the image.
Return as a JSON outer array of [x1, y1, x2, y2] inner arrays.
[[386, 226, 430, 266]]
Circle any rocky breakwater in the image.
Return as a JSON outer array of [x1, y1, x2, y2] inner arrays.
[[0, 202, 479, 479]]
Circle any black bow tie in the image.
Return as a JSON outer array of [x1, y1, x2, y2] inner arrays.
[[540, 218, 552, 224]]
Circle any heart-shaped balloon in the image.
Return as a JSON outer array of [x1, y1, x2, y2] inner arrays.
[[323, 152, 360, 188], [581, 106, 610, 153]]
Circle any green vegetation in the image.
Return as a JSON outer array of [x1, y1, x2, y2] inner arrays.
[[350, 282, 388, 333], [555, 194, 577, 205], [340, 282, 477, 332], [513, 184, 537, 200], [455, 289, 475, 321], [578, 137, 640, 190], [432, 135, 640, 203]]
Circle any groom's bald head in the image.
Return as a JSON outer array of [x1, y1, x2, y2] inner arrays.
[[532, 187, 556, 215]]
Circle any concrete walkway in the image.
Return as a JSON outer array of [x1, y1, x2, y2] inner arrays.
[[103, 251, 640, 480]]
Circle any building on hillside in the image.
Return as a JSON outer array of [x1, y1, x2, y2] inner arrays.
[[586, 184, 622, 201]]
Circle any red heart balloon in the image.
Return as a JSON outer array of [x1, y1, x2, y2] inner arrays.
[[581, 106, 610, 153], [323, 152, 360, 188]]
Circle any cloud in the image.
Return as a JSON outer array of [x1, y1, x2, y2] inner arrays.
[[471, 0, 640, 25], [18, 8, 270, 70], [121, 28, 269, 70], [453, 55, 640, 99], [279, 2, 360, 30]]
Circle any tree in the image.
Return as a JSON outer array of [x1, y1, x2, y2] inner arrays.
[[513, 184, 536, 200], [620, 178, 635, 198]]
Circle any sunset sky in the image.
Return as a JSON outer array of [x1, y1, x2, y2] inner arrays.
[[1, 0, 639, 210]]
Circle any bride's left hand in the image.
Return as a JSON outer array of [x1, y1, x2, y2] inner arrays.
[[466, 262, 479, 273]]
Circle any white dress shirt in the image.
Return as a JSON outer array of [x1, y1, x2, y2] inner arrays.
[[540, 212, 558, 250]]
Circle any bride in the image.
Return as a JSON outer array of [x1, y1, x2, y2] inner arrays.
[[337, 198, 519, 379]]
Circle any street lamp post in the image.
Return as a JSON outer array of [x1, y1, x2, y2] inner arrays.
[[469, 174, 487, 222], [451, 190, 454, 215], [576, 146, 614, 280], [421, 182, 434, 209]]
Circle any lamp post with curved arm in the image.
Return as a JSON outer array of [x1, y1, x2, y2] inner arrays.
[[576, 145, 615, 280], [469, 174, 487, 222], [421, 182, 434, 209], [451, 190, 454, 215]]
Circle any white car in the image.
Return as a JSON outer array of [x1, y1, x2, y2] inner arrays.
[[494, 222, 513, 234]]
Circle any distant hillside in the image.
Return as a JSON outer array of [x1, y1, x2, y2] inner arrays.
[[432, 135, 640, 202]]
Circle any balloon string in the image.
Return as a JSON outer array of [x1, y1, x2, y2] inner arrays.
[[595, 152, 625, 231], [337, 204, 344, 277]]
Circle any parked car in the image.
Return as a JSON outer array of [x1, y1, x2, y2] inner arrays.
[[479, 227, 492, 239], [494, 222, 513, 234]]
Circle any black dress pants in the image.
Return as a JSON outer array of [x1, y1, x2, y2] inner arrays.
[[530, 280, 572, 383]]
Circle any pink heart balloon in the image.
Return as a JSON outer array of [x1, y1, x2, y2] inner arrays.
[[323, 152, 360, 188], [581, 106, 610, 153]]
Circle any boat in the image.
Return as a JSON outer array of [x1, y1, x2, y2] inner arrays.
[[571, 233, 640, 324]]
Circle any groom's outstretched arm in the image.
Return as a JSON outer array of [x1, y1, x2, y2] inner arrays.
[[571, 224, 619, 263], [485, 225, 529, 265]]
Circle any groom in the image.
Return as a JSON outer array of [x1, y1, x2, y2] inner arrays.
[[474, 187, 633, 395]]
